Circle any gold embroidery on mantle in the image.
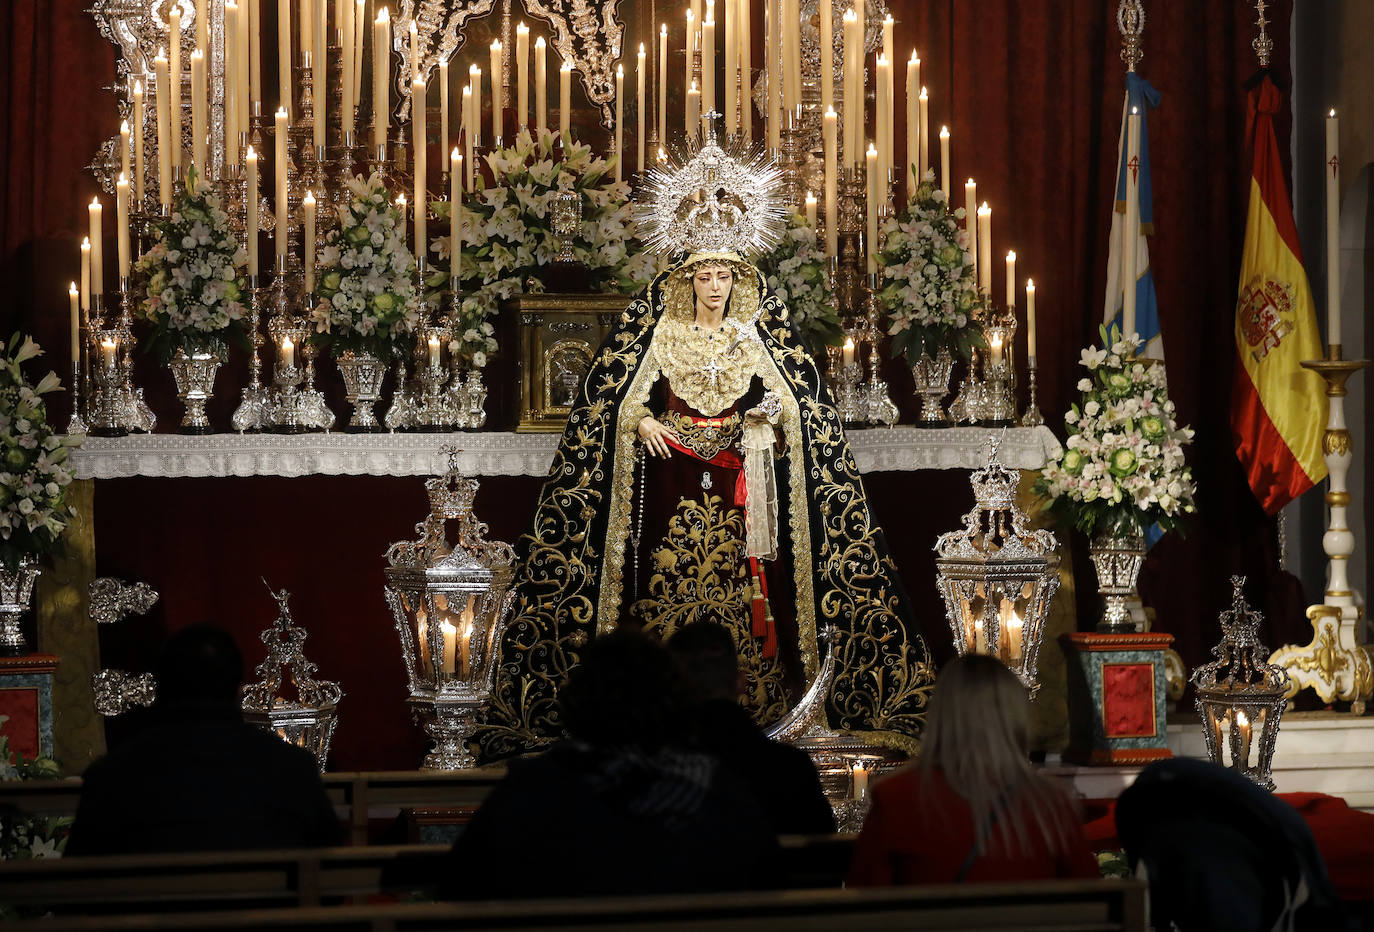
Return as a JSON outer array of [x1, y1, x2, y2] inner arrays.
[[632, 494, 789, 724], [654, 315, 763, 417], [661, 410, 743, 460]]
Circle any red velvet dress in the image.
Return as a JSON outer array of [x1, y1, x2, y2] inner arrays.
[[846, 767, 1101, 886], [627, 380, 802, 724]]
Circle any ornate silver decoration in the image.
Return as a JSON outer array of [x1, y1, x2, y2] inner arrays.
[[241, 583, 343, 772], [383, 445, 517, 770], [336, 351, 389, 431], [0, 558, 40, 655], [91, 669, 158, 717], [1117, 0, 1145, 73], [934, 438, 1061, 693], [393, 0, 498, 122], [1088, 532, 1147, 633], [518, 0, 622, 128], [88, 577, 160, 626], [1251, 1, 1273, 68], [636, 129, 787, 262], [1192, 576, 1290, 791], [551, 190, 583, 264], [168, 350, 221, 434], [910, 349, 954, 427]]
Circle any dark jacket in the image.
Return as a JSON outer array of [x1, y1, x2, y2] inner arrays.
[[65, 705, 339, 856], [691, 699, 836, 835], [442, 741, 779, 900]]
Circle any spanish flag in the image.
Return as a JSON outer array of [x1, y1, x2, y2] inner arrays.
[[1231, 76, 1327, 515]]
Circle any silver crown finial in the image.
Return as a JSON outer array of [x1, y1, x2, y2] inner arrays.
[[1118, 0, 1145, 72]]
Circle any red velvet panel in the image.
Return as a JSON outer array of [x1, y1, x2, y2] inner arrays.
[[1100, 662, 1156, 739]]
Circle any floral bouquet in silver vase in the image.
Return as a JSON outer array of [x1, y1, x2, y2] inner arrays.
[[137, 166, 249, 432], [0, 336, 82, 653]]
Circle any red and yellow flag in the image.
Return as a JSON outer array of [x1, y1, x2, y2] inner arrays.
[[1231, 77, 1327, 515]]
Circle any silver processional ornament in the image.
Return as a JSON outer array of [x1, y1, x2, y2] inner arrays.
[[383, 445, 516, 770], [241, 582, 343, 772]]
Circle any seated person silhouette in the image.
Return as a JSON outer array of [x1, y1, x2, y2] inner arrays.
[[442, 630, 778, 899], [667, 620, 835, 835], [848, 654, 1098, 885], [66, 624, 339, 855]]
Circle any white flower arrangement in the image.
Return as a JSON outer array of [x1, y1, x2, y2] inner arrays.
[[1037, 325, 1197, 538], [431, 128, 656, 367], [875, 171, 984, 361], [757, 215, 843, 354], [137, 166, 248, 361], [0, 337, 81, 572], [312, 171, 419, 360]]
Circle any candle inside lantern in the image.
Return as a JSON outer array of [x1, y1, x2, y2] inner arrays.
[[100, 338, 118, 371], [280, 334, 295, 369], [842, 336, 855, 369], [805, 192, 817, 228], [988, 330, 1004, 368], [458, 602, 474, 678], [428, 333, 441, 369], [416, 610, 432, 674], [973, 616, 987, 653], [1236, 709, 1254, 766], [851, 763, 870, 799], [1007, 609, 1024, 662], [440, 620, 457, 675]]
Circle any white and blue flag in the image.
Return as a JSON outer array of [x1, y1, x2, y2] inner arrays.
[[1103, 73, 1162, 361]]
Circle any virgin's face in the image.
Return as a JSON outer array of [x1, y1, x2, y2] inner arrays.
[[692, 266, 734, 315]]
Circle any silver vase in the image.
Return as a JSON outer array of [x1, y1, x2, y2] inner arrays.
[[335, 351, 389, 432], [910, 349, 954, 427], [169, 350, 222, 434], [0, 557, 40, 655], [460, 369, 488, 429], [1088, 532, 1147, 633]]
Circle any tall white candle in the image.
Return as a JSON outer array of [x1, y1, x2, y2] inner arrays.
[[866, 143, 878, 273], [133, 81, 146, 205], [819, 0, 832, 115], [313, 0, 327, 148], [823, 107, 838, 258], [658, 24, 668, 145], [490, 40, 503, 142], [80, 239, 91, 312], [414, 78, 428, 259], [905, 53, 919, 191], [939, 126, 950, 199], [1005, 251, 1016, 310], [805, 192, 817, 227], [516, 23, 529, 130], [738, 2, 751, 144], [686, 81, 700, 141], [462, 85, 474, 191], [535, 38, 547, 133], [684, 9, 695, 135], [277, 0, 292, 119], [882, 15, 893, 66], [373, 9, 390, 149], [353, 0, 366, 122], [471, 65, 483, 147], [1326, 108, 1341, 351], [977, 203, 992, 295], [303, 190, 316, 293], [637, 45, 646, 172], [409, 20, 419, 82], [155, 51, 171, 205], [88, 198, 104, 296], [297, 0, 310, 61], [248, 0, 262, 108], [559, 59, 571, 142], [1025, 279, 1037, 364], [116, 174, 130, 281], [724, 0, 737, 135], [274, 107, 289, 260], [965, 179, 977, 277], [120, 120, 131, 183], [197, 0, 209, 55], [1123, 107, 1141, 338], [340, 0, 355, 133], [701, 13, 715, 121], [246, 146, 259, 275], [439, 60, 450, 160], [918, 86, 929, 179], [783, 0, 800, 114], [451, 148, 462, 272], [614, 64, 624, 182], [842, 10, 858, 167], [168, 6, 182, 172], [875, 55, 890, 198], [190, 50, 207, 171], [238, 0, 252, 127], [69, 283, 80, 368]]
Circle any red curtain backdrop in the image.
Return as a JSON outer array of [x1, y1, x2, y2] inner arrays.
[[0, 1, 1313, 768]]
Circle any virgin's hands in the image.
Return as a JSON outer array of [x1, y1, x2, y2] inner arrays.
[[638, 416, 678, 459]]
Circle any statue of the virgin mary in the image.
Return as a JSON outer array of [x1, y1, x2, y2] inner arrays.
[[477, 135, 935, 760]]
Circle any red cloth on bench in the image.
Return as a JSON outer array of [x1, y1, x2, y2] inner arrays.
[[1080, 792, 1374, 902]]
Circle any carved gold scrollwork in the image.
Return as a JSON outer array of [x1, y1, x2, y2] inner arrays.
[[1323, 429, 1353, 457], [1269, 604, 1373, 710]]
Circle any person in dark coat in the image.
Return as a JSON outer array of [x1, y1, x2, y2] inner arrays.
[[667, 620, 836, 835], [65, 625, 339, 856], [442, 631, 779, 899]]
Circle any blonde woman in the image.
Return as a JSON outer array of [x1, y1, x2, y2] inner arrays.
[[848, 655, 1099, 885]]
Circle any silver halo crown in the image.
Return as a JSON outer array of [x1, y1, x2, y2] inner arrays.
[[635, 119, 788, 263]]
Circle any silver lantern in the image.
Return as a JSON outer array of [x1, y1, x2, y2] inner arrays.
[[241, 584, 343, 772], [1192, 576, 1290, 791], [383, 446, 516, 770], [934, 442, 1061, 692]]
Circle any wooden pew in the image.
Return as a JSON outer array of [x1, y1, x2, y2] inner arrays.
[[0, 880, 1148, 931]]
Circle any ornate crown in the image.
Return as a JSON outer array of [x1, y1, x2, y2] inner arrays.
[[635, 125, 787, 262]]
